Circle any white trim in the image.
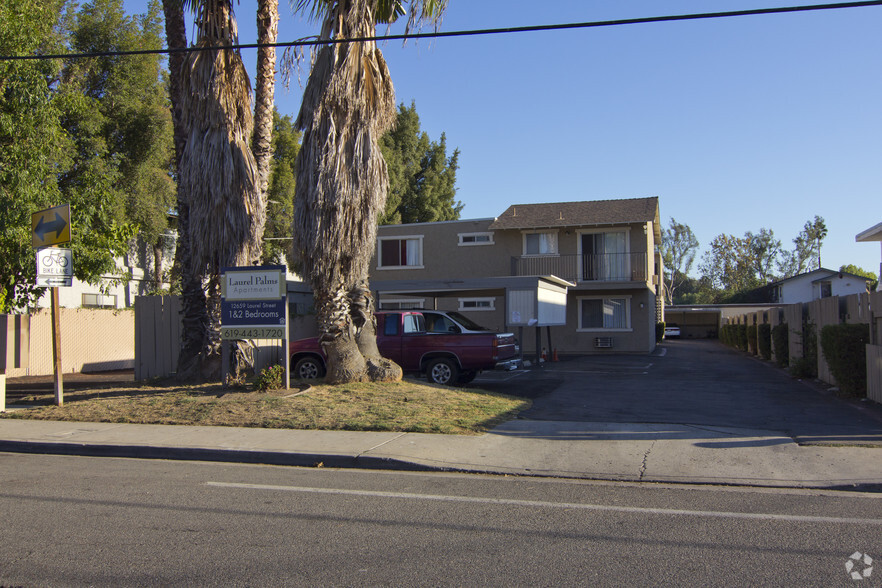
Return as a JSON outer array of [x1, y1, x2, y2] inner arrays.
[[457, 232, 495, 246], [522, 229, 560, 257], [577, 295, 632, 331], [379, 298, 426, 310], [377, 235, 425, 270], [458, 297, 496, 311]]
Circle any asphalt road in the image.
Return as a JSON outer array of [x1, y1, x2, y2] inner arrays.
[[1, 453, 881, 586], [476, 339, 882, 445]]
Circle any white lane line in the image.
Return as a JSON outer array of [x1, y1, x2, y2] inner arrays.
[[205, 482, 882, 526]]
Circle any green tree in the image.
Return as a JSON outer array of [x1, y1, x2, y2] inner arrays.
[[292, 0, 447, 384], [745, 227, 781, 283], [779, 216, 827, 277], [840, 264, 878, 291], [699, 233, 758, 296], [379, 101, 462, 225], [262, 110, 301, 264], [0, 0, 134, 312], [659, 218, 698, 305], [62, 0, 175, 290]]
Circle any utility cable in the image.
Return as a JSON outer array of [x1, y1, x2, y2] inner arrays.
[[2, 0, 882, 61]]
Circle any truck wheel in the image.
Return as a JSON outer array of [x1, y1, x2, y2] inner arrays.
[[293, 356, 325, 379], [426, 358, 459, 386]]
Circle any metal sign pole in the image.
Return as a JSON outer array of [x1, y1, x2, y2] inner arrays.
[[284, 291, 290, 390]]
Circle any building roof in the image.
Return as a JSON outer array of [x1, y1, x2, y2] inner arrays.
[[856, 221, 882, 242], [770, 267, 872, 286], [489, 197, 660, 231]]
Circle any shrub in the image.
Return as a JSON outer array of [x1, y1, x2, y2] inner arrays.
[[772, 323, 789, 366], [255, 364, 285, 391], [656, 322, 665, 343], [820, 323, 870, 397], [746, 325, 758, 355], [735, 324, 748, 351], [757, 324, 772, 360]]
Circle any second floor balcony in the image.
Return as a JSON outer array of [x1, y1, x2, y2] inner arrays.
[[511, 252, 649, 284]]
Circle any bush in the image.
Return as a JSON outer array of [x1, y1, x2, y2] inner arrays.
[[255, 364, 285, 391], [757, 324, 772, 360], [746, 325, 758, 355], [772, 323, 789, 366], [656, 322, 665, 343], [820, 323, 870, 397], [735, 324, 748, 351]]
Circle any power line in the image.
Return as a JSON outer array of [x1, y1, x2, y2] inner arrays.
[[3, 0, 882, 61]]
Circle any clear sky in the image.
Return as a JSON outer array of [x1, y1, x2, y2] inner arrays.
[[123, 0, 882, 277]]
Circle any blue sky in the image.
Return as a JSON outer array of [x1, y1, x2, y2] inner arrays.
[[124, 0, 882, 277]]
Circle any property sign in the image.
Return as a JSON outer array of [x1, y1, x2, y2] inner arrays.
[[220, 265, 287, 340], [32, 204, 71, 248], [36, 247, 73, 287]]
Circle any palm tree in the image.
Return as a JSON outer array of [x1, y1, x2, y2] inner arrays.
[[169, 0, 278, 380], [292, 0, 447, 383]]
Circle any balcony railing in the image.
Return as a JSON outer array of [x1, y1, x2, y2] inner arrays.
[[511, 252, 648, 283]]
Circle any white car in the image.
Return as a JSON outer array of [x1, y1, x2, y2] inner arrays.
[[664, 325, 681, 339]]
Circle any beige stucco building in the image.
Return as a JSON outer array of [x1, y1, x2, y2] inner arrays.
[[370, 197, 663, 355]]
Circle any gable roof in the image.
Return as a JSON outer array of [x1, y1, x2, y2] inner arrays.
[[771, 268, 872, 287], [489, 197, 659, 231]]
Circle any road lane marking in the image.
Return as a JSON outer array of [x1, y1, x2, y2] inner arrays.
[[206, 482, 882, 526]]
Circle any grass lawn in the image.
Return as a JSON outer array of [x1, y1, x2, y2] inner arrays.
[[1, 378, 530, 435]]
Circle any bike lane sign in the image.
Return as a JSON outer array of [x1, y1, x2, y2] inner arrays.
[[36, 247, 73, 287]]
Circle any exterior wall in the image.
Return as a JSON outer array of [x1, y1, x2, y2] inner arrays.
[[779, 271, 869, 304], [6, 308, 134, 377]]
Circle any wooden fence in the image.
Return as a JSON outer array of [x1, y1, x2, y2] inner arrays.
[[134, 295, 318, 380]]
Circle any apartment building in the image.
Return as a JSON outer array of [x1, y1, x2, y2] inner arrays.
[[370, 196, 663, 355]]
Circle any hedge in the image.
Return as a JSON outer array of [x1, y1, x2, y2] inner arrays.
[[757, 324, 772, 360], [772, 323, 789, 366], [656, 322, 665, 343], [746, 325, 758, 355], [820, 323, 870, 397]]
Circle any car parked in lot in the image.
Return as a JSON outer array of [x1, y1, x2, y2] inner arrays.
[[289, 311, 520, 385], [664, 324, 681, 339]]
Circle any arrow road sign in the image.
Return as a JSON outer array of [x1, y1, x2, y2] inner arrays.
[[32, 204, 71, 248]]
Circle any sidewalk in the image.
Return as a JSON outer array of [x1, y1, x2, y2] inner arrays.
[[1, 417, 881, 491]]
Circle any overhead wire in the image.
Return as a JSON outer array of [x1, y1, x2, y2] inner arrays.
[[2, 0, 882, 61]]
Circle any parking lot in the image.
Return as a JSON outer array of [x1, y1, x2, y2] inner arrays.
[[474, 339, 882, 446]]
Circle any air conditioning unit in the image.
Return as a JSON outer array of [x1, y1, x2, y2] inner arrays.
[[594, 337, 613, 349]]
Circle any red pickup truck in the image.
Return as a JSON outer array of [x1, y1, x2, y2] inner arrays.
[[289, 311, 520, 385]]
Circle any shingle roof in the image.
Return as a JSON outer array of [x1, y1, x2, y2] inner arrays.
[[488, 197, 659, 230]]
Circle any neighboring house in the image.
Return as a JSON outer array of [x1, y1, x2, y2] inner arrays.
[[769, 268, 872, 304], [370, 197, 663, 355], [856, 221, 882, 291]]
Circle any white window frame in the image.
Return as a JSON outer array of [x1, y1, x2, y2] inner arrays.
[[577, 227, 632, 282], [82, 293, 117, 309], [458, 297, 496, 311], [457, 232, 495, 246], [522, 230, 559, 257], [377, 235, 424, 270], [378, 298, 425, 310], [577, 295, 632, 332]]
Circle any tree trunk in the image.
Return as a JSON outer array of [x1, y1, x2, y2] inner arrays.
[[152, 240, 164, 291], [317, 282, 368, 384], [252, 0, 278, 203], [351, 279, 401, 382]]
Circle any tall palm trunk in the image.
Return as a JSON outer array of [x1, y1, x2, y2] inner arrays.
[[162, 0, 210, 375], [177, 0, 262, 380], [293, 0, 401, 383], [253, 0, 278, 201]]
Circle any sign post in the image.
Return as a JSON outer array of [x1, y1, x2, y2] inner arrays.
[[32, 204, 72, 406], [220, 266, 288, 389]]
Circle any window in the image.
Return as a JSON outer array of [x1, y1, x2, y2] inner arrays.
[[458, 297, 495, 311], [820, 281, 832, 298], [580, 230, 629, 281], [378, 236, 423, 269], [379, 299, 424, 310], [458, 232, 494, 246], [578, 297, 631, 331], [523, 231, 558, 256], [384, 314, 401, 336], [82, 293, 117, 308]]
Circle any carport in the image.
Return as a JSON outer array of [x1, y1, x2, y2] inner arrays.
[[663, 306, 722, 339]]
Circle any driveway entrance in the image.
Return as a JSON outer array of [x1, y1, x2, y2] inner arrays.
[[477, 339, 882, 445]]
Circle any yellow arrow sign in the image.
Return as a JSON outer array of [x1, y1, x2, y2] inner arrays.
[[32, 204, 71, 248]]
